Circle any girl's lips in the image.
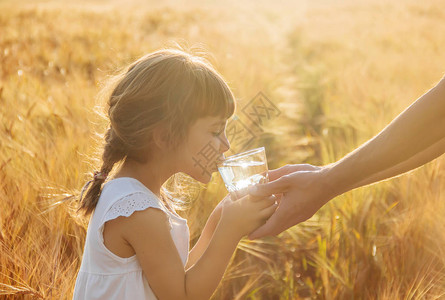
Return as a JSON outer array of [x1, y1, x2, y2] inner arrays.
[[213, 161, 222, 172], [216, 158, 225, 166], [212, 157, 225, 172]]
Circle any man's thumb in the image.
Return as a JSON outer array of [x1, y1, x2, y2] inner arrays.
[[249, 176, 288, 197]]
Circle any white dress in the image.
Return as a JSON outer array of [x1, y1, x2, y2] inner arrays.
[[73, 177, 189, 300]]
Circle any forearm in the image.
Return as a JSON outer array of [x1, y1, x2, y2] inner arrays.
[[186, 211, 220, 269], [326, 78, 445, 195], [352, 136, 445, 188], [184, 221, 239, 300]]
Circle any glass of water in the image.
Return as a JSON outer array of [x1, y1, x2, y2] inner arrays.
[[218, 147, 269, 199]]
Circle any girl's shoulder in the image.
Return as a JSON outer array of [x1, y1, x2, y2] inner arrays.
[[82, 177, 189, 269], [97, 177, 168, 222], [101, 177, 155, 200]]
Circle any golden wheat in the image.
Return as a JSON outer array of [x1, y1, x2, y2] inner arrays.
[[1, 0, 444, 299]]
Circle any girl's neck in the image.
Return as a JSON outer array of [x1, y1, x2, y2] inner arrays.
[[113, 156, 176, 198]]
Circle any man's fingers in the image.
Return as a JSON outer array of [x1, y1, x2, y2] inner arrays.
[[260, 201, 278, 218], [274, 193, 282, 204], [267, 164, 319, 181], [248, 213, 280, 239], [267, 167, 290, 181], [249, 176, 289, 198]]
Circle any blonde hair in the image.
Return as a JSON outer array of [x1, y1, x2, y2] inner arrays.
[[78, 48, 235, 216]]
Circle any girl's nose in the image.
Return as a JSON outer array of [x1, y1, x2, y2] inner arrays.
[[219, 135, 230, 153]]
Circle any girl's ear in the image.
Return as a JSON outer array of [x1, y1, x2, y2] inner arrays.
[[152, 125, 170, 150]]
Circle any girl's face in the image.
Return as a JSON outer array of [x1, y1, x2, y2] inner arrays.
[[177, 116, 230, 183]]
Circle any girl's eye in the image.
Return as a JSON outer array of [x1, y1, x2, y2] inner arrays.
[[212, 129, 224, 137]]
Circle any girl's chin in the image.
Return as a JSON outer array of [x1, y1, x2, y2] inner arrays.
[[190, 170, 216, 184]]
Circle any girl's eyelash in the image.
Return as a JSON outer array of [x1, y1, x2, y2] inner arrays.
[[212, 129, 224, 136]]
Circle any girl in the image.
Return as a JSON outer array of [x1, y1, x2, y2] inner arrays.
[[73, 48, 277, 300]]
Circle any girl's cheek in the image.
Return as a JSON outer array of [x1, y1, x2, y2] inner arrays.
[[216, 135, 229, 152]]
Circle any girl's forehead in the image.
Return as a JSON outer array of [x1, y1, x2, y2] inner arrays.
[[197, 116, 227, 126]]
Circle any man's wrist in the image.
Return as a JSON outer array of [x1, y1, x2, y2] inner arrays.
[[319, 164, 347, 200]]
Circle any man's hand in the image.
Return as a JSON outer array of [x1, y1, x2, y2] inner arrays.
[[267, 164, 320, 181], [248, 164, 336, 239]]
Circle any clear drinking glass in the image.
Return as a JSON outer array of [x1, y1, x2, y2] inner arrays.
[[218, 147, 269, 199]]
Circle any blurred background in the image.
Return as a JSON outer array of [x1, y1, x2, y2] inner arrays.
[[0, 0, 444, 298]]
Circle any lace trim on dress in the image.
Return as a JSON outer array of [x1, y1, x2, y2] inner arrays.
[[102, 192, 172, 229]]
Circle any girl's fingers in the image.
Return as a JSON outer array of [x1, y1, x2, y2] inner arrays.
[[248, 193, 266, 202], [230, 187, 249, 200], [260, 201, 278, 219], [257, 195, 277, 210]]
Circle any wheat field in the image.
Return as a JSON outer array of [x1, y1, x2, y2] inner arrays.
[[1, 0, 444, 299]]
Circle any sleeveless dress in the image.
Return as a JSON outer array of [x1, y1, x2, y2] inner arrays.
[[73, 177, 189, 300]]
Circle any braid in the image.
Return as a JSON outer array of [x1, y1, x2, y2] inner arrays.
[[77, 127, 127, 216]]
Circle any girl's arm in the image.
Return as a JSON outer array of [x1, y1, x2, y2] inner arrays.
[[121, 194, 276, 300], [185, 199, 224, 269]]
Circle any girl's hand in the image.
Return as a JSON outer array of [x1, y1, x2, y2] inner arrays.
[[219, 192, 278, 239]]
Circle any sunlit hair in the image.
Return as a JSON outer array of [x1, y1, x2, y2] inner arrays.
[[78, 48, 235, 216]]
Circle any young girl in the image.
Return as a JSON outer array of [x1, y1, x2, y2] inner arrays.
[[73, 48, 277, 300]]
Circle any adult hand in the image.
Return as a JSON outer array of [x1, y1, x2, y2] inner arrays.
[[267, 164, 320, 181], [248, 164, 337, 239]]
